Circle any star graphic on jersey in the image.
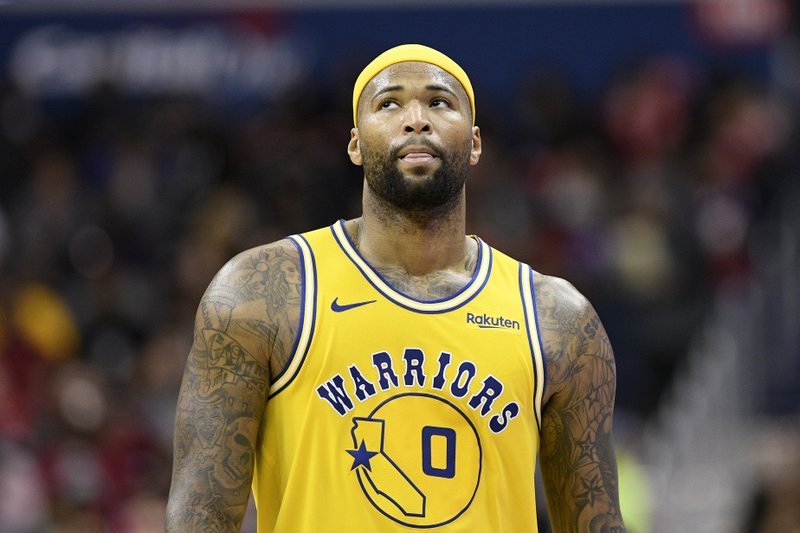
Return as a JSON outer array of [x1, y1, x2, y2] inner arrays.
[[346, 440, 379, 471]]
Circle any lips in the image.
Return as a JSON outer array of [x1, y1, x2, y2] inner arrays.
[[401, 152, 436, 163], [397, 144, 440, 164]]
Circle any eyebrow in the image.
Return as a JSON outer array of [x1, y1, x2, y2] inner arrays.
[[371, 84, 458, 102]]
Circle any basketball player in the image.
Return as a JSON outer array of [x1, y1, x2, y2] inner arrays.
[[166, 44, 625, 532]]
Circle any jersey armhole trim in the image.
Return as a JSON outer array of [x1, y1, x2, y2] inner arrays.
[[268, 234, 317, 398], [529, 268, 548, 421], [519, 264, 547, 432]]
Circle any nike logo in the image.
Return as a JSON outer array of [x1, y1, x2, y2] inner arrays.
[[331, 297, 377, 313]]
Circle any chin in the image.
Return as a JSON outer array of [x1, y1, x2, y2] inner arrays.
[[401, 172, 435, 183]]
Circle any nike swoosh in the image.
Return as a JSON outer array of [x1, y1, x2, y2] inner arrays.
[[331, 297, 377, 313]]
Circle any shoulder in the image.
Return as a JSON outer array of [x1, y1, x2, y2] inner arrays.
[[211, 238, 302, 292], [198, 238, 304, 377], [203, 238, 306, 316], [531, 271, 613, 403], [532, 271, 589, 320], [532, 271, 593, 344]]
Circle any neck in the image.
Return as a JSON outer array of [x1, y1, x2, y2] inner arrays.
[[353, 182, 469, 276]]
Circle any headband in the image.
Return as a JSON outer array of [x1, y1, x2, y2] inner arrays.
[[352, 44, 475, 127]]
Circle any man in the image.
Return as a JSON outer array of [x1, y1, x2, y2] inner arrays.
[[166, 44, 625, 532]]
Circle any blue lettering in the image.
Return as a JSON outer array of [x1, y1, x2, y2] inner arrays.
[[489, 401, 520, 433], [432, 351, 451, 390], [403, 348, 427, 387], [316, 374, 354, 416], [372, 351, 399, 391], [450, 361, 477, 398], [348, 364, 376, 401], [466, 312, 520, 330], [422, 426, 456, 479], [468, 375, 504, 416]]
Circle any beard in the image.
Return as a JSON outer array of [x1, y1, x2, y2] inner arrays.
[[360, 138, 471, 213]]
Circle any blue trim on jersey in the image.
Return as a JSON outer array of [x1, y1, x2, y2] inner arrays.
[[268, 234, 318, 399], [271, 237, 306, 384], [519, 263, 542, 431], [330, 220, 491, 314], [529, 268, 548, 410]]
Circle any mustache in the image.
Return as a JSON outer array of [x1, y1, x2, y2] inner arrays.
[[390, 138, 443, 159]]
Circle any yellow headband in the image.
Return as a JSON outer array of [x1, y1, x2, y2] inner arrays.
[[352, 44, 475, 127]]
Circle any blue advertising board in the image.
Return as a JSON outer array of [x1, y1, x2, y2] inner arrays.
[[0, 4, 775, 104]]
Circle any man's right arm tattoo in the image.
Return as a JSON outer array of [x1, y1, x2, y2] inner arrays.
[[165, 240, 302, 531]]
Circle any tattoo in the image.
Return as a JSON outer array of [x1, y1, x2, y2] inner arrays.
[[536, 275, 625, 532], [166, 240, 303, 531], [373, 264, 473, 300], [373, 240, 479, 300], [348, 217, 480, 300]]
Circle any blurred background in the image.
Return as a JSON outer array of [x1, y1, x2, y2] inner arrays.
[[0, 0, 798, 531]]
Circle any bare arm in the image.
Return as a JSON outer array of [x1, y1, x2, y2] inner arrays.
[[536, 275, 625, 532], [165, 240, 302, 532]]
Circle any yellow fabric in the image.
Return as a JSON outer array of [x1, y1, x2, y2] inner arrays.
[[253, 221, 545, 532], [352, 44, 476, 126]]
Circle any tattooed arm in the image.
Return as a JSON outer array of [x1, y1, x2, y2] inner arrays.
[[165, 240, 302, 532], [535, 274, 625, 532]]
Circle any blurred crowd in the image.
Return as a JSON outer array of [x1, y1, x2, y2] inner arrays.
[[0, 37, 798, 532]]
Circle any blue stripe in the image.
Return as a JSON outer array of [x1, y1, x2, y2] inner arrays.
[[518, 263, 542, 431], [270, 236, 306, 384], [529, 267, 548, 410], [269, 234, 318, 399], [330, 220, 491, 314]]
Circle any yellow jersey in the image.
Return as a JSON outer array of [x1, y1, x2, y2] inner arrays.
[[253, 220, 547, 532]]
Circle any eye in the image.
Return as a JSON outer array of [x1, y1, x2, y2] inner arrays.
[[379, 99, 399, 110], [430, 98, 451, 108]]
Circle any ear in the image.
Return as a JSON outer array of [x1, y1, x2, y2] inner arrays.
[[347, 128, 363, 166], [469, 126, 482, 166]]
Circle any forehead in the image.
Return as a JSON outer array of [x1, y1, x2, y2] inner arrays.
[[364, 61, 467, 100]]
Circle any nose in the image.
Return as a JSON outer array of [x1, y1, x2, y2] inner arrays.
[[403, 100, 431, 134]]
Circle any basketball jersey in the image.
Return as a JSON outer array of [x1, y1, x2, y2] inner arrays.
[[253, 220, 547, 532]]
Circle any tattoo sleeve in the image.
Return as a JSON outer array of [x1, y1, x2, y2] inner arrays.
[[166, 240, 302, 532], [536, 276, 626, 533]]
